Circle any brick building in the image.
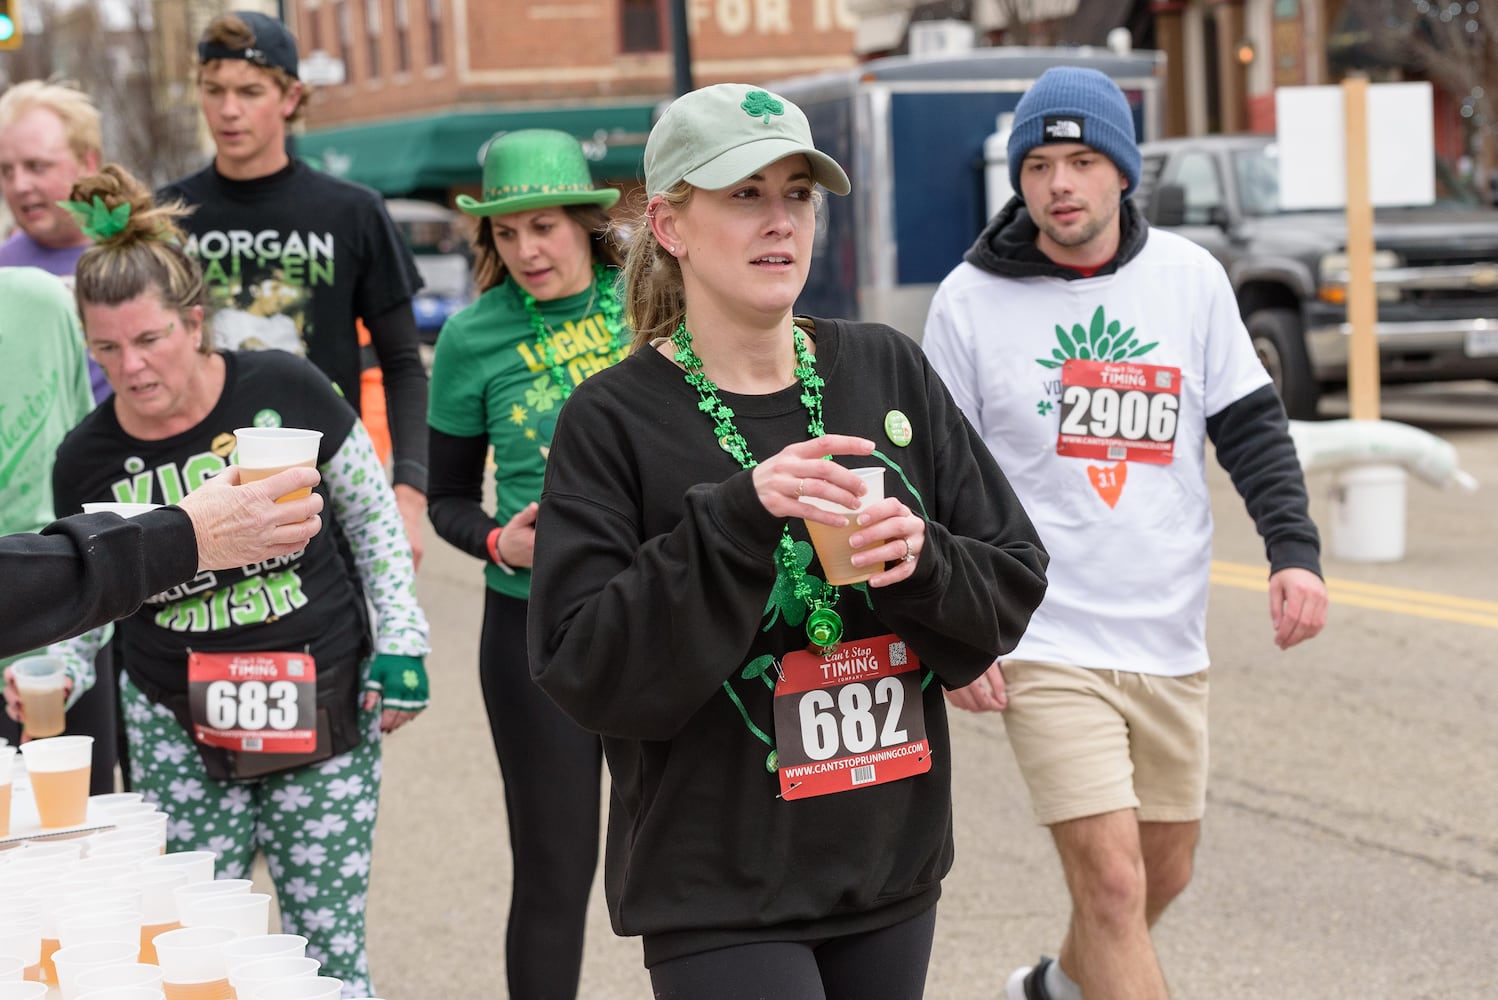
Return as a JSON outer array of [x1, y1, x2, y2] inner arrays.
[[292, 0, 860, 201]]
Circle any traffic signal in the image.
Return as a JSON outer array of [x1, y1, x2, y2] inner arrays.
[[0, 0, 21, 51]]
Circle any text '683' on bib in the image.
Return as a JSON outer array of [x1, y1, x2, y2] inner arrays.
[[188, 650, 317, 754]]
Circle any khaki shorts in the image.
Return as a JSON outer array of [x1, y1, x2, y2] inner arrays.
[[999, 659, 1209, 826]]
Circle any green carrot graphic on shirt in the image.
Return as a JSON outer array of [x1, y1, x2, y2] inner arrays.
[[1035, 305, 1157, 369]]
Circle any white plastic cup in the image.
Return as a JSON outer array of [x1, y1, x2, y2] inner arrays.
[[0, 746, 15, 837], [52, 939, 140, 1000], [220, 936, 306, 983], [16, 840, 85, 861], [112, 867, 188, 965], [150, 926, 234, 997], [18, 736, 95, 828], [10, 659, 70, 741], [107, 812, 168, 854], [798, 466, 888, 586], [79, 504, 161, 519], [232, 428, 323, 503], [85, 828, 161, 856], [57, 909, 143, 950], [83, 843, 160, 866], [182, 894, 269, 938], [74, 989, 165, 1000], [171, 881, 251, 929], [141, 852, 215, 886], [0, 955, 22, 981], [72, 963, 164, 994], [247, 976, 342, 1000], [87, 794, 146, 813], [226, 957, 318, 1000], [0, 981, 48, 999]]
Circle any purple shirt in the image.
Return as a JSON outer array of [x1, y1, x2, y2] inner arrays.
[[0, 230, 110, 403]]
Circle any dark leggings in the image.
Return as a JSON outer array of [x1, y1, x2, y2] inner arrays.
[[649, 905, 939, 1000], [480, 589, 602, 1000]]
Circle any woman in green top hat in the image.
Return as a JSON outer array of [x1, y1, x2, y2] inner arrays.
[[426, 127, 625, 999]]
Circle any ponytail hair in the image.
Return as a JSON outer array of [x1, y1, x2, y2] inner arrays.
[[72, 164, 209, 350], [621, 182, 691, 353]]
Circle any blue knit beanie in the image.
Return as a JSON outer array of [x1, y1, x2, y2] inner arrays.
[[1007, 67, 1142, 200]]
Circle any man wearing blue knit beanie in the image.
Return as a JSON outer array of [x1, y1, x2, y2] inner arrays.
[[925, 66, 1329, 1000]]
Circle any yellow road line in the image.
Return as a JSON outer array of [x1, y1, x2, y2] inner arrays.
[[1210, 560, 1498, 630]]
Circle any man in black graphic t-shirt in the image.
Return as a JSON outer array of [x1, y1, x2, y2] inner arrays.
[[160, 10, 430, 565]]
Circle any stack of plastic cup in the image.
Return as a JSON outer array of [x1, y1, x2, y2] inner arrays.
[[52, 939, 140, 1000], [75, 989, 165, 1000], [0, 980, 48, 999], [184, 895, 271, 939], [245, 975, 341, 1000], [113, 869, 189, 964], [225, 957, 318, 1000], [140, 852, 215, 887], [106, 809, 170, 856], [72, 962, 164, 994], [0, 955, 22, 980], [172, 882, 251, 930], [151, 926, 235, 1000], [0, 907, 43, 983], [221, 936, 306, 996]]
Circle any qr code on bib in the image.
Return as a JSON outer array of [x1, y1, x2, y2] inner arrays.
[[890, 642, 908, 667]]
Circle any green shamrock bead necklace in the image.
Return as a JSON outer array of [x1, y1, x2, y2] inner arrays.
[[523, 263, 626, 398], [670, 320, 843, 650]]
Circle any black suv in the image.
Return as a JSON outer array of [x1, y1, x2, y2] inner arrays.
[[1135, 133, 1498, 418]]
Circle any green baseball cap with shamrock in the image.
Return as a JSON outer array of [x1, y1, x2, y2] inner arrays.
[[644, 83, 851, 197]]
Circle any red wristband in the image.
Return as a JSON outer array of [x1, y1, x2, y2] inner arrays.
[[486, 526, 503, 564]]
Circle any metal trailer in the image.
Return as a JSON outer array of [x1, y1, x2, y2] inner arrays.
[[770, 46, 1166, 342]]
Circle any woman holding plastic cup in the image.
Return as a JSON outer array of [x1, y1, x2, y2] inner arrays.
[[528, 84, 1048, 996], [2, 164, 430, 997], [426, 128, 626, 998]]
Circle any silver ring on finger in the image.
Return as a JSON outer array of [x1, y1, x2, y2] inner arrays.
[[902, 538, 915, 562], [796, 478, 805, 498]]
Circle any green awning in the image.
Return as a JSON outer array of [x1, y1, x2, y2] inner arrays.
[[297, 102, 658, 195]]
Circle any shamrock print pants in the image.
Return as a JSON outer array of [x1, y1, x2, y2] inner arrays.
[[121, 674, 383, 996]]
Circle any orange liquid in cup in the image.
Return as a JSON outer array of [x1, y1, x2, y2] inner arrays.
[[30, 764, 91, 827], [163, 978, 233, 1000], [141, 920, 182, 964], [240, 461, 316, 502], [0, 782, 10, 836], [41, 938, 59, 983], [24, 963, 43, 982], [805, 519, 883, 587], [18, 684, 66, 738]]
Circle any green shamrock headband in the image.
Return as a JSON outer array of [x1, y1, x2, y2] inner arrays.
[[58, 196, 132, 243]]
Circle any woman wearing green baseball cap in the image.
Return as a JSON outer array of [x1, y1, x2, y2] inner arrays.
[[426, 127, 624, 998], [529, 84, 1048, 996]]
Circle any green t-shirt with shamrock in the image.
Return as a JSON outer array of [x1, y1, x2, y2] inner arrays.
[[428, 273, 627, 598]]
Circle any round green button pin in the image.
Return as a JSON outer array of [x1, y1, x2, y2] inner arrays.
[[884, 409, 913, 447]]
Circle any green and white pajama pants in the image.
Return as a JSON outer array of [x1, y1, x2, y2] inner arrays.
[[121, 673, 383, 997]]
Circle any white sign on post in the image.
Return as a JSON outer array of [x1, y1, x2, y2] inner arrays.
[[1275, 82, 1435, 210]]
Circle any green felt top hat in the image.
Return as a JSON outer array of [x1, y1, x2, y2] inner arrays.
[[456, 129, 620, 217]]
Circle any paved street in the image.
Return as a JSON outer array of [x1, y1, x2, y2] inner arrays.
[[355, 384, 1498, 999]]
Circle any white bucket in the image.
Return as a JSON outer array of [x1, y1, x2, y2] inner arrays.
[[1329, 463, 1407, 562]]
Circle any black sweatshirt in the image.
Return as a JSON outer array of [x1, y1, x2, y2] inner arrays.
[[528, 318, 1048, 964], [0, 509, 197, 659]]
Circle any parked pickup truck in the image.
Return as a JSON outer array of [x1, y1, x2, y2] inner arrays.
[[1134, 133, 1498, 418]]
